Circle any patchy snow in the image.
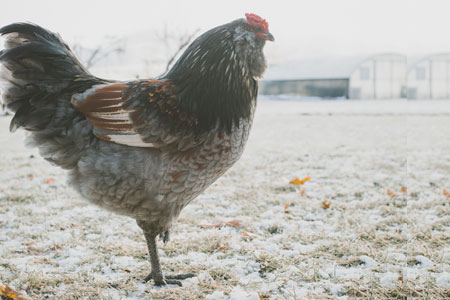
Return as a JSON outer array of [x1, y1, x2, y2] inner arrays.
[[229, 287, 260, 300], [415, 255, 435, 268], [328, 282, 344, 296], [359, 255, 379, 268], [436, 272, 450, 288], [206, 290, 225, 300], [387, 252, 406, 261], [0, 99, 448, 299], [379, 272, 400, 288]]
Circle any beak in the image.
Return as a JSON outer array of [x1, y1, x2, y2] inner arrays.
[[264, 32, 275, 42]]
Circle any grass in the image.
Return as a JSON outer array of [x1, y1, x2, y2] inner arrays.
[[0, 105, 449, 299]]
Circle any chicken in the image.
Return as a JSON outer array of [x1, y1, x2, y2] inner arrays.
[[0, 13, 274, 286]]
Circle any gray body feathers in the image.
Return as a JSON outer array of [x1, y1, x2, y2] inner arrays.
[[0, 22, 261, 235]]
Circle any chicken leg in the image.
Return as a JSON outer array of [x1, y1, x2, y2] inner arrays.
[[138, 223, 195, 286]]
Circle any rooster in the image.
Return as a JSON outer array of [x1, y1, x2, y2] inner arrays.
[[0, 13, 273, 286]]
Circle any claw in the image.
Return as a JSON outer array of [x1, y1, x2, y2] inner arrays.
[[138, 226, 191, 287], [144, 272, 195, 286], [155, 279, 183, 286], [165, 273, 195, 280], [143, 273, 153, 283]]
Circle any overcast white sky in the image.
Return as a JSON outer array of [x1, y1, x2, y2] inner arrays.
[[1, 0, 449, 63]]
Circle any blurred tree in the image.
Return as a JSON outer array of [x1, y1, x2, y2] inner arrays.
[[158, 25, 200, 74], [141, 25, 200, 78], [72, 36, 126, 69]]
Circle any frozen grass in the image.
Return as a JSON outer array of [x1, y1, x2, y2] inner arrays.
[[0, 99, 449, 299]]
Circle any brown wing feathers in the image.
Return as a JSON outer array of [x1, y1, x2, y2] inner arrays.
[[73, 82, 126, 112], [72, 80, 202, 148], [71, 82, 148, 146]]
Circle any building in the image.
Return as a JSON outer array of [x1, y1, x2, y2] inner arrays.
[[260, 78, 349, 98], [348, 53, 406, 99], [260, 53, 407, 99], [407, 53, 450, 99], [260, 57, 358, 98]]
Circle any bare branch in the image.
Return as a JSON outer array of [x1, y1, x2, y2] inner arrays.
[[72, 37, 126, 70], [145, 25, 201, 76]]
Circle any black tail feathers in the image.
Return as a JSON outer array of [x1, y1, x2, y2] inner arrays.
[[0, 23, 99, 132]]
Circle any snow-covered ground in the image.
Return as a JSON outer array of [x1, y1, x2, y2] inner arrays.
[[0, 99, 449, 299]]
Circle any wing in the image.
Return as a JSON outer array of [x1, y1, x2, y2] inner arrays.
[[71, 79, 202, 150]]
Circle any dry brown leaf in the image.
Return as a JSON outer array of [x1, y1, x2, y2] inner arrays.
[[199, 223, 222, 229], [44, 178, 55, 184], [25, 243, 40, 254], [299, 188, 306, 195], [225, 219, 241, 228], [0, 285, 29, 300], [387, 188, 399, 197], [283, 203, 291, 213], [443, 188, 450, 197], [289, 176, 311, 185], [217, 247, 227, 252], [401, 186, 407, 194], [322, 201, 331, 209], [50, 244, 62, 251], [199, 219, 242, 229]]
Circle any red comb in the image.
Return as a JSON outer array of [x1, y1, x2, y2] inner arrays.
[[245, 13, 269, 33]]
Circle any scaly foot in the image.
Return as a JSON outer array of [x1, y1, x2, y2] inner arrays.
[[144, 272, 195, 286]]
